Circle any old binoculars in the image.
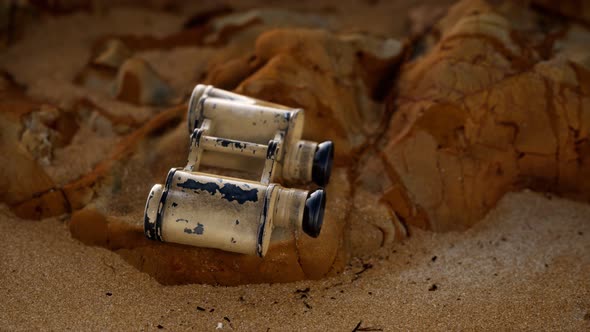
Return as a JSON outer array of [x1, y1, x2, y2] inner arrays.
[[187, 84, 333, 186], [143, 85, 333, 257]]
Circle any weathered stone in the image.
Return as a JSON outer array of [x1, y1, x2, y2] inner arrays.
[[11, 189, 69, 220], [75, 32, 180, 106], [0, 1, 37, 47], [0, 73, 146, 217], [77, 54, 176, 106], [93, 39, 132, 68], [532, 0, 590, 25], [377, 0, 590, 231], [114, 57, 175, 105], [20, 104, 79, 166], [0, 75, 58, 207], [229, 29, 402, 161], [76, 8, 338, 99]]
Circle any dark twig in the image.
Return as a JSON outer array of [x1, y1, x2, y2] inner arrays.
[[352, 320, 383, 332]]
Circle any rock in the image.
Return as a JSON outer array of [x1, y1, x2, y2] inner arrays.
[[205, 11, 334, 92], [377, 0, 590, 231], [0, 74, 60, 208], [93, 39, 132, 68], [0, 1, 37, 47], [349, 152, 409, 256], [62, 104, 187, 211], [20, 104, 79, 166], [76, 39, 174, 106], [0, 73, 144, 218], [76, 53, 176, 106], [79, 9, 337, 95], [228, 29, 402, 161], [532, 0, 590, 25], [114, 57, 175, 105]]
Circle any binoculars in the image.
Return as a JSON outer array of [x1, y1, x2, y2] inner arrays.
[[143, 85, 334, 257]]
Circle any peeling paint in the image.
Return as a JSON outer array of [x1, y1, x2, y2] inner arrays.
[[216, 138, 246, 149], [184, 223, 205, 235], [266, 141, 277, 159], [176, 178, 259, 204]]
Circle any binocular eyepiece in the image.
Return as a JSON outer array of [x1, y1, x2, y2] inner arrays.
[[303, 189, 326, 238], [312, 141, 334, 187]]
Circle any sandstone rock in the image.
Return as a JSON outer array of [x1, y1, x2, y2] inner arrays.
[[64, 100, 352, 284], [61, 27, 403, 285], [532, 0, 590, 25], [93, 39, 132, 68], [0, 73, 145, 218], [86, 8, 336, 96], [348, 149, 413, 256], [223, 29, 403, 161], [61, 104, 187, 212], [0, 1, 37, 47], [77, 49, 175, 106], [78, 10, 328, 106], [20, 104, 79, 165], [105, 8, 333, 52], [0, 74, 60, 208], [376, 0, 590, 231], [0, 1, 12, 46], [114, 57, 175, 105]]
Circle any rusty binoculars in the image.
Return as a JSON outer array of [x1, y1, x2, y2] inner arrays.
[[144, 85, 333, 257]]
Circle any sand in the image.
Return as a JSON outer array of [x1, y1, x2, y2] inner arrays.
[[1, 191, 589, 331]]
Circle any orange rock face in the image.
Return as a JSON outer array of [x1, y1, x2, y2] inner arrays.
[[375, 0, 590, 231], [237, 30, 402, 161]]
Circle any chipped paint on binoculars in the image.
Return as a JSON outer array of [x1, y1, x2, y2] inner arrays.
[[143, 85, 334, 257], [187, 84, 333, 186], [144, 169, 325, 256]]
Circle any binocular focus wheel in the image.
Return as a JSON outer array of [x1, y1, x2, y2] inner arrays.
[[312, 141, 334, 187], [302, 189, 326, 238]]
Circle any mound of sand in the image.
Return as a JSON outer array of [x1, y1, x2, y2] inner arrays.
[[1, 191, 589, 330]]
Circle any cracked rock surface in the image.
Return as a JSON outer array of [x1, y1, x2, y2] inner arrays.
[[376, 0, 590, 232], [1, 0, 589, 285]]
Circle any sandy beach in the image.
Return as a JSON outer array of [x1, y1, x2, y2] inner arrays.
[[2, 191, 589, 330]]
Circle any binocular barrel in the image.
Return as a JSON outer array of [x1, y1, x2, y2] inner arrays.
[[144, 169, 326, 257], [187, 85, 292, 134], [187, 84, 334, 186]]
